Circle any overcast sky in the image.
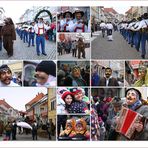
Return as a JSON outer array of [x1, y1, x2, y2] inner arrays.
[[0, 1, 133, 23], [0, 87, 47, 111]]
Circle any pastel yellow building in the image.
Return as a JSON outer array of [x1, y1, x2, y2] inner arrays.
[[48, 88, 56, 125]]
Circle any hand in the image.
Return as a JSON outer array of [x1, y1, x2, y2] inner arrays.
[[134, 122, 143, 132]]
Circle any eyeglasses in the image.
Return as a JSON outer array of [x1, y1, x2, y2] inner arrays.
[[34, 74, 46, 80]]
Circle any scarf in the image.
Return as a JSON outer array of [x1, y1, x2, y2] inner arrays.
[[128, 100, 142, 111]]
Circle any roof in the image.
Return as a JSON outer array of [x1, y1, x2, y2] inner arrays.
[[125, 8, 132, 14], [0, 99, 12, 109], [104, 8, 118, 14], [25, 93, 45, 106]]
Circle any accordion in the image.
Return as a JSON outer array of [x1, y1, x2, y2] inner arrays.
[[116, 106, 143, 139]]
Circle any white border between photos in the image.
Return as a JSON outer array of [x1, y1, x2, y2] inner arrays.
[[0, 0, 148, 147]]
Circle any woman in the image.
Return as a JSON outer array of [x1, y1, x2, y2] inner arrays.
[[2, 18, 16, 57], [57, 88, 74, 114]]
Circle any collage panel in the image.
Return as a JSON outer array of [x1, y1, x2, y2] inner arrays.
[[91, 87, 148, 141], [0, 87, 56, 141], [91, 6, 148, 59], [0, 60, 23, 87], [0, 4, 57, 59], [57, 115, 90, 141], [23, 60, 56, 87], [57, 7, 90, 33], [57, 61, 90, 86], [57, 87, 90, 115], [125, 60, 148, 87], [57, 33, 91, 60], [91, 60, 124, 87]]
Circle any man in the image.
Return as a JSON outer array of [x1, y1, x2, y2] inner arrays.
[[34, 18, 50, 56], [35, 61, 56, 87], [60, 10, 74, 32], [99, 67, 119, 86], [77, 37, 85, 59], [117, 88, 148, 140], [11, 120, 17, 140], [73, 8, 88, 32], [32, 120, 38, 140], [100, 20, 106, 38], [28, 22, 35, 47], [0, 64, 20, 87], [64, 66, 87, 86], [0, 21, 3, 51], [106, 22, 113, 41]]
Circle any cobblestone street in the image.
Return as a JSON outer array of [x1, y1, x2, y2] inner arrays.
[[0, 34, 56, 60]]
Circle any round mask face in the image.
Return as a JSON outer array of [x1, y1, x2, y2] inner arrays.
[[0, 69, 12, 85], [66, 120, 72, 130], [64, 95, 73, 105], [76, 122, 83, 131], [126, 90, 139, 105], [34, 71, 49, 85], [138, 68, 146, 79]]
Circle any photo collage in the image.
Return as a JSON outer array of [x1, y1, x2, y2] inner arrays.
[[0, 4, 148, 142]]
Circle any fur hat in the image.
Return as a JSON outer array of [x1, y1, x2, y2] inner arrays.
[[36, 61, 56, 77]]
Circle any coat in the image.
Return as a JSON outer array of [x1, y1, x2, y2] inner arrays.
[[99, 77, 119, 86], [2, 24, 16, 55]]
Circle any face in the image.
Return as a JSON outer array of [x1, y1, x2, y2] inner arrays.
[[76, 122, 83, 131], [105, 69, 112, 78], [34, 71, 49, 85], [74, 91, 83, 101], [138, 69, 146, 80], [0, 69, 12, 85], [64, 95, 73, 105], [126, 90, 138, 105], [75, 12, 82, 20], [72, 68, 80, 78], [65, 13, 71, 20]]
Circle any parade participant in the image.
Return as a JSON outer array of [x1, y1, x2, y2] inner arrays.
[[134, 65, 148, 87], [69, 87, 89, 114], [1, 17, 16, 57], [32, 120, 38, 140], [91, 70, 100, 86], [59, 118, 76, 139], [60, 10, 74, 32], [23, 24, 29, 43], [0, 64, 20, 87], [57, 88, 74, 114], [99, 67, 119, 86], [116, 88, 148, 140], [11, 120, 17, 140], [73, 8, 88, 32], [4, 121, 12, 140], [28, 22, 35, 47], [100, 20, 106, 38], [35, 61, 56, 87], [106, 22, 113, 41], [131, 13, 148, 59], [34, 17, 50, 56], [73, 118, 90, 140], [71, 40, 77, 57], [64, 66, 87, 86], [77, 37, 85, 59]]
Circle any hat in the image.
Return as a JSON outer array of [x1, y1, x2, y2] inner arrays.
[[57, 88, 73, 101], [0, 64, 11, 72], [143, 13, 148, 19], [36, 61, 56, 77], [72, 66, 80, 72], [73, 8, 84, 17], [70, 87, 82, 95], [63, 10, 73, 18], [125, 88, 142, 100]]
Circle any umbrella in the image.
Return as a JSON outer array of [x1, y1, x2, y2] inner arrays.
[[17, 122, 32, 130]]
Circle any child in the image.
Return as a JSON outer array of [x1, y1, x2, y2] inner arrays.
[[59, 118, 76, 139], [70, 87, 89, 114], [73, 118, 90, 140]]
